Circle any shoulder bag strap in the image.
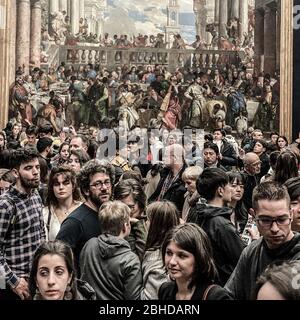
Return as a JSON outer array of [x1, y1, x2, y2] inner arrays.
[[202, 284, 218, 300]]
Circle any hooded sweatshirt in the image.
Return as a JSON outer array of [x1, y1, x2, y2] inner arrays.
[[80, 234, 142, 300], [225, 233, 300, 300], [187, 203, 246, 286]]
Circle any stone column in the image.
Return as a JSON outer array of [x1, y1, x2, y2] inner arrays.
[[79, 0, 84, 20], [219, 0, 228, 38], [30, 0, 42, 69], [70, 0, 80, 35], [214, 0, 219, 23], [276, 1, 281, 72], [9, 0, 17, 86], [230, 0, 239, 19], [0, 0, 11, 128], [59, 0, 68, 12], [239, 0, 248, 44], [49, 0, 59, 14], [16, 0, 31, 74], [264, 6, 277, 75], [254, 8, 264, 73]]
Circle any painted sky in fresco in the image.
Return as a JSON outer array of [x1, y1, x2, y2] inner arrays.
[[104, 0, 196, 43]]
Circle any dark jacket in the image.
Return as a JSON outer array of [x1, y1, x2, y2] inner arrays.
[[56, 203, 101, 273], [220, 140, 238, 170], [259, 152, 270, 179], [158, 281, 232, 300], [241, 172, 260, 212], [187, 203, 246, 286], [225, 233, 300, 300], [149, 166, 187, 213]]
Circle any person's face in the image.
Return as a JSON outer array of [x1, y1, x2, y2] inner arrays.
[[89, 129, 98, 139], [27, 134, 36, 146], [53, 174, 73, 202], [277, 138, 287, 149], [163, 147, 183, 168], [88, 173, 112, 207], [253, 142, 265, 155], [291, 196, 300, 232], [0, 135, 5, 148], [213, 131, 223, 141], [257, 282, 285, 300], [252, 131, 263, 140], [60, 145, 69, 161], [68, 155, 81, 171], [230, 178, 244, 202], [184, 179, 197, 195], [13, 125, 20, 136], [128, 142, 139, 154], [254, 199, 293, 250], [168, 135, 176, 145], [0, 179, 12, 194], [121, 194, 141, 219], [245, 157, 261, 175], [16, 159, 40, 190], [165, 241, 195, 282], [203, 148, 218, 166], [271, 134, 279, 144], [70, 137, 85, 151], [36, 254, 72, 301]]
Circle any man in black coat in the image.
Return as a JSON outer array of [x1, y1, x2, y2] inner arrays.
[[225, 181, 300, 300], [187, 168, 246, 285]]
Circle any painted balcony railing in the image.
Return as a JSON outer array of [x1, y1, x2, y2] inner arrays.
[[58, 45, 244, 72]]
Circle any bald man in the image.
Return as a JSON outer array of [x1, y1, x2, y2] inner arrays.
[[149, 144, 187, 213], [242, 152, 262, 211]]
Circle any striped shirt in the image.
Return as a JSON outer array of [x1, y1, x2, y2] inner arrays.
[[0, 187, 46, 289]]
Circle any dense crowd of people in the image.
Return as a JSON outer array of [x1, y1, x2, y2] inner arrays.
[[1, 58, 300, 301]]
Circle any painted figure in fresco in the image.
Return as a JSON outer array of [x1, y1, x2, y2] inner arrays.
[[118, 92, 140, 131]]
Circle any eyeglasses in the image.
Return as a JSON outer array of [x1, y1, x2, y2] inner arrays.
[[89, 180, 111, 189], [255, 216, 292, 229]]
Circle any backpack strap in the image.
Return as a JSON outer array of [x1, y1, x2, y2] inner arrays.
[[46, 207, 52, 234], [202, 284, 218, 301]]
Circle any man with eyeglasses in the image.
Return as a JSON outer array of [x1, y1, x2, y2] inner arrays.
[[241, 152, 262, 212], [56, 160, 114, 273], [225, 181, 300, 300]]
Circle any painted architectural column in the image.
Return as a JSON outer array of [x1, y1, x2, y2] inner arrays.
[[9, 0, 16, 85], [230, 0, 239, 19], [16, 0, 31, 73], [239, 0, 248, 43], [30, 0, 42, 68], [0, 0, 11, 128], [59, 0, 68, 12], [254, 8, 264, 73], [219, 0, 228, 37], [264, 6, 277, 75], [70, 0, 80, 35], [49, 0, 59, 13], [214, 0, 219, 24], [79, 0, 85, 19]]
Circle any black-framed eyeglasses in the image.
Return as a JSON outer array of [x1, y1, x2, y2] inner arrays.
[[89, 180, 111, 189], [255, 216, 292, 229]]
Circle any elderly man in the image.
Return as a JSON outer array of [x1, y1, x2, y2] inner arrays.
[[149, 144, 187, 213]]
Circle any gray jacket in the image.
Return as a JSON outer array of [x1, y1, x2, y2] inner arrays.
[[80, 234, 142, 300]]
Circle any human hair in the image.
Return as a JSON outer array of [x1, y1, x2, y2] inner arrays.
[[0, 131, 7, 150], [59, 142, 69, 154], [78, 160, 115, 198], [38, 124, 53, 135], [182, 166, 203, 182], [36, 137, 53, 153], [161, 223, 218, 289], [252, 181, 290, 211], [204, 133, 214, 142], [269, 151, 280, 168], [69, 149, 90, 167], [26, 125, 37, 136], [213, 128, 226, 137], [274, 151, 299, 185], [114, 178, 146, 213], [276, 135, 289, 149], [71, 134, 90, 149], [46, 166, 81, 207], [226, 171, 245, 185], [283, 177, 300, 202], [98, 201, 130, 236], [9, 147, 39, 169], [255, 261, 300, 300], [197, 168, 229, 202], [119, 170, 144, 185], [203, 142, 219, 156], [28, 240, 78, 300], [254, 139, 268, 150], [145, 201, 180, 251]]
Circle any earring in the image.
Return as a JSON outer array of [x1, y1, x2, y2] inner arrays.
[[64, 284, 73, 300], [33, 288, 43, 300]]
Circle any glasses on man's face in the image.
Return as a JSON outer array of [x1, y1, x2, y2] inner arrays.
[[89, 180, 111, 189], [255, 216, 292, 229]]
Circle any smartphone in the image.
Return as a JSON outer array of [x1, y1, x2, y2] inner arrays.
[[241, 217, 257, 246], [62, 127, 70, 133]]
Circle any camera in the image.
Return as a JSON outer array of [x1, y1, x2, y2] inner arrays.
[[62, 127, 70, 133]]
